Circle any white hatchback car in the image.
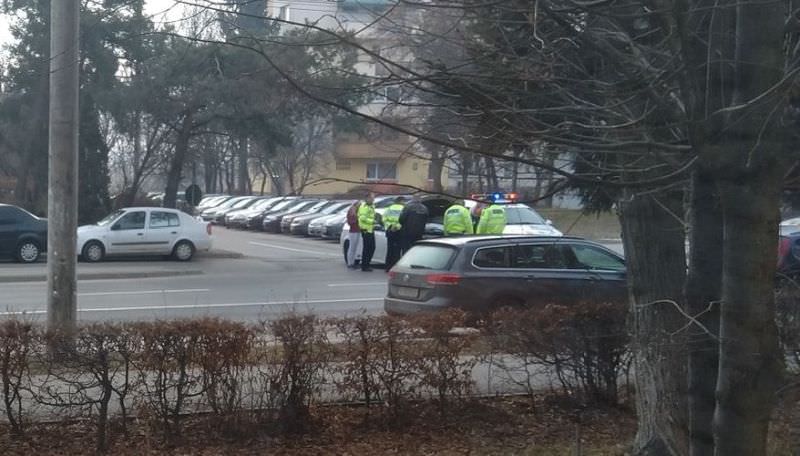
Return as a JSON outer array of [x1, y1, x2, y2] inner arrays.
[[77, 207, 213, 262]]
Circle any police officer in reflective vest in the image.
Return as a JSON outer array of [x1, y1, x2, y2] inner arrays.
[[383, 196, 406, 270], [357, 193, 377, 271], [476, 204, 507, 235], [443, 201, 474, 236]]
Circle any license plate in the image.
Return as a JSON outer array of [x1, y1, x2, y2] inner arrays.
[[396, 286, 419, 299]]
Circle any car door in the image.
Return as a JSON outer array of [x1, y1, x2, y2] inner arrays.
[[106, 210, 148, 254], [512, 242, 588, 307], [462, 244, 523, 311], [564, 242, 627, 304], [0, 206, 20, 256], [145, 211, 181, 254]]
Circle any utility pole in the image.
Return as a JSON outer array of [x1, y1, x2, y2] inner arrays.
[[47, 0, 80, 334]]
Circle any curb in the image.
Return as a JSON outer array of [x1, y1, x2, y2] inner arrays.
[[199, 249, 244, 259], [0, 269, 204, 284]]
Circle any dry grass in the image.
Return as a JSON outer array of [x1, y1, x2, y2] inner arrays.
[[536, 208, 621, 240]]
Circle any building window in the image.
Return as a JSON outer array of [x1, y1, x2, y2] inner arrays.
[[336, 160, 351, 170], [366, 162, 397, 181]]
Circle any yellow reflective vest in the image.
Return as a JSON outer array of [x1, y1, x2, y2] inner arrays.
[[443, 204, 474, 235], [476, 204, 507, 235], [357, 203, 376, 234], [383, 203, 404, 232]]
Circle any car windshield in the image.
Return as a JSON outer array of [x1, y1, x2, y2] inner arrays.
[[96, 210, 125, 226], [395, 244, 457, 270], [288, 201, 318, 213], [306, 201, 330, 212], [231, 198, 256, 209], [249, 199, 274, 211], [268, 200, 296, 212], [505, 205, 547, 225], [320, 203, 347, 215]]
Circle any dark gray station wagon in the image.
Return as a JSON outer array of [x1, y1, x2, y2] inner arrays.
[[385, 236, 627, 315]]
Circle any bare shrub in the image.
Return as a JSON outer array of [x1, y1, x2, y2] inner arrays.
[[368, 316, 422, 423], [257, 313, 329, 434], [131, 320, 206, 443], [489, 302, 629, 406], [0, 319, 39, 438], [195, 319, 254, 436], [33, 323, 136, 453], [413, 309, 477, 415], [332, 315, 384, 409]]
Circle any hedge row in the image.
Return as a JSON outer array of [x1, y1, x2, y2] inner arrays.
[[0, 305, 630, 453]]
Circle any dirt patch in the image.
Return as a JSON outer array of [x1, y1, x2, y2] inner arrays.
[[1, 396, 636, 455]]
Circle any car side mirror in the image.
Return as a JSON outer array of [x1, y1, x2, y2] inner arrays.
[[546, 219, 554, 226], [110, 224, 120, 231]]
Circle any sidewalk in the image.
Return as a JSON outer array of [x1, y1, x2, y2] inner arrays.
[[0, 249, 242, 283]]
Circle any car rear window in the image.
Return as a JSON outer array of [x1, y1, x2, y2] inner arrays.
[[396, 244, 456, 270]]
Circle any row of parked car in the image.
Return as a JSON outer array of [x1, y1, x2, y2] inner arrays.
[[195, 194, 366, 239]]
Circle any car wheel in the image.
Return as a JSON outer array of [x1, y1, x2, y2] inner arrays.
[[82, 241, 105, 263], [172, 240, 195, 261], [16, 240, 41, 263]]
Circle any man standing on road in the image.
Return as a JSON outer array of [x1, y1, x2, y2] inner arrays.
[[443, 200, 473, 236], [383, 196, 406, 270], [357, 193, 377, 272], [399, 195, 429, 253], [477, 203, 507, 235], [345, 200, 362, 268]]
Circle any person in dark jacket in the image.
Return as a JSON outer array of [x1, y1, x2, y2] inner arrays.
[[398, 196, 429, 253]]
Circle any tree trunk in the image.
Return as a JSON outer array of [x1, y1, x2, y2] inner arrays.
[[163, 113, 192, 208], [713, 168, 784, 455], [619, 189, 689, 456], [460, 153, 471, 195], [237, 135, 249, 194], [685, 165, 723, 456], [429, 148, 445, 193]]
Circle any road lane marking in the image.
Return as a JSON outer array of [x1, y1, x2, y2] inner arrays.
[[79, 289, 210, 297], [0, 297, 384, 316], [249, 241, 339, 257], [327, 282, 386, 287]]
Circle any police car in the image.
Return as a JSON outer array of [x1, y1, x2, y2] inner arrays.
[[466, 193, 563, 236], [340, 193, 561, 266]]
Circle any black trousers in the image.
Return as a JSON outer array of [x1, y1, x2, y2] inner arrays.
[[361, 231, 376, 270], [401, 233, 423, 254], [385, 230, 403, 270]]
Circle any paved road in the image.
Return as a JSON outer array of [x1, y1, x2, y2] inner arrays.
[[0, 228, 625, 323], [0, 228, 387, 323]]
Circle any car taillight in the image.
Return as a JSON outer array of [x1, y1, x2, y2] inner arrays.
[[388, 270, 397, 279], [778, 237, 791, 268], [206, 223, 212, 236], [425, 273, 461, 285]]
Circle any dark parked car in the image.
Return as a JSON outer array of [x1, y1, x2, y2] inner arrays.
[[385, 236, 627, 316], [0, 204, 48, 263], [280, 200, 336, 233], [261, 200, 320, 232], [290, 201, 353, 235]]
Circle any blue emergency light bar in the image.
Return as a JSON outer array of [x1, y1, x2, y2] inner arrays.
[[470, 192, 519, 203]]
